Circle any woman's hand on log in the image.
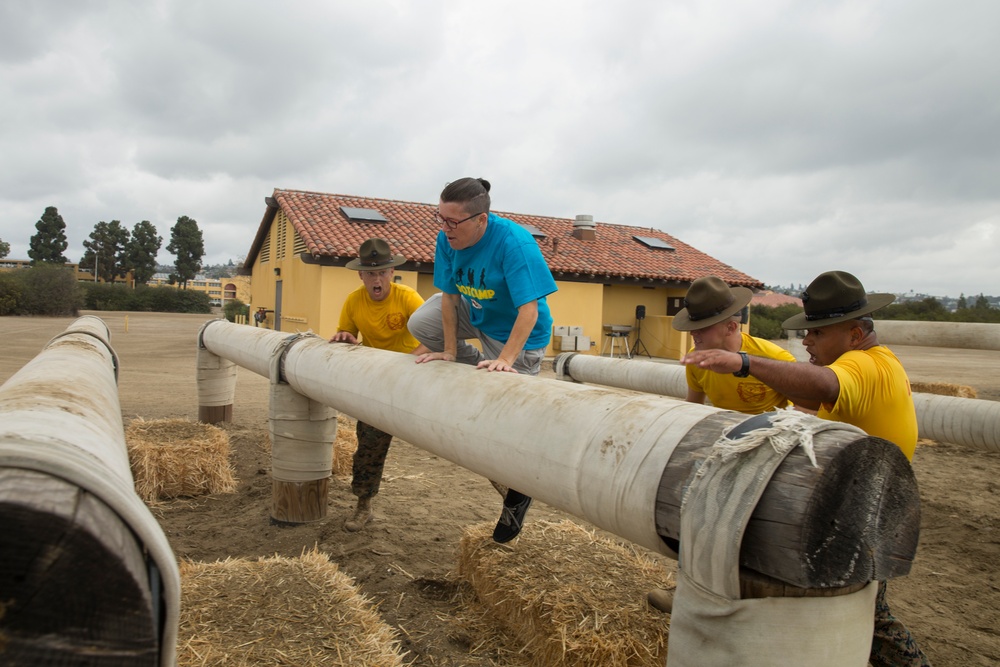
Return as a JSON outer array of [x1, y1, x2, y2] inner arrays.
[[414, 351, 456, 364]]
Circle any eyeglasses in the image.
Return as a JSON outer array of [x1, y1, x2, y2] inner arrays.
[[434, 210, 484, 230]]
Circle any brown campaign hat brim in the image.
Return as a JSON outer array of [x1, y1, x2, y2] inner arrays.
[[781, 292, 895, 330], [345, 254, 406, 271], [672, 285, 753, 331]]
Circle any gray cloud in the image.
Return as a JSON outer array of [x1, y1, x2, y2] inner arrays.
[[1, 0, 997, 296]]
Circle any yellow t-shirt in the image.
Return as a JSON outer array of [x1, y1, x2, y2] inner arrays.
[[686, 333, 796, 414], [819, 346, 918, 461], [337, 283, 424, 353]]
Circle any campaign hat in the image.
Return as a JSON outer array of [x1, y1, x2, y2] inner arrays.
[[781, 270, 894, 330]]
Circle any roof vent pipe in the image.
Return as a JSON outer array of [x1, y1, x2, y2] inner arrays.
[[572, 214, 596, 241]]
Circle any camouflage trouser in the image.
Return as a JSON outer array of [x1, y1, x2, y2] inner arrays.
[[351, 421, 394, 500], [870, 580, 932, 666]]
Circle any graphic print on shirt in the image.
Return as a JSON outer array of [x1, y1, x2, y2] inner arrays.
[[454, 260, 496, 310], [736, 381, 767, 405], [386, 312, 406, 331]]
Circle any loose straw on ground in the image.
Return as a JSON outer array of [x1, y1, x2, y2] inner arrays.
[[456, 519, 673, 667], [126, 418, 237, 502], [177, 549, 406, 667], [911, 381, 978, 398]]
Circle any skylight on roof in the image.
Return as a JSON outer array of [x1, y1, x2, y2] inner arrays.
[[340, 206, 387, 223], [518, 223, 546, 238], [633, 235, 674, 250]]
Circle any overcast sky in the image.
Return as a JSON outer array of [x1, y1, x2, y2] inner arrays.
[[2, 0, 997, 296]]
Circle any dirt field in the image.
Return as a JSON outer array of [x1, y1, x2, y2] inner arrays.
[[2, 311, 998, 666]]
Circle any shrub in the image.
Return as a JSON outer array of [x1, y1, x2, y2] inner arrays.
[[223, 299, 249, 323], [0, 272, 24, 315], [748, 304, 802, 340], [82, 282, 143, 311], [78, 283, 212, 314], [16, 264, 83, 316]]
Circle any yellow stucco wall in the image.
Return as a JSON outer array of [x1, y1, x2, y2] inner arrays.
[[546, 281, 604, 355], [598, 284, 690, 359]]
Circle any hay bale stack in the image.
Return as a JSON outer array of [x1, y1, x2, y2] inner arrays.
[[177, 550, 406, 667], [332, 413, 358, 476], [457, 520, 672, 667], [126, 418, 237, 502], [911, 381, 978, 398]]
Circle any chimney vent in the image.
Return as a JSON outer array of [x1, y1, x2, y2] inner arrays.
[[571, 214, 596, 241]]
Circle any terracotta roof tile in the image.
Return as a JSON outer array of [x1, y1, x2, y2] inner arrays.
[[255, 188, 762, 288]]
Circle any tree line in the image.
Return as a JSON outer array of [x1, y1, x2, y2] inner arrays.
[[1, 206, 205, 287], [749, 296, 1000, 339]]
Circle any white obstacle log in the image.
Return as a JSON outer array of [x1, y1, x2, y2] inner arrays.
[[554, 352, 689, 398], [199, 320, 919, 589], [555, 352, 1000, 452], [0, 316, 179, 667], [913, 393, 1000, 453], [874, 320, 1000, 351]]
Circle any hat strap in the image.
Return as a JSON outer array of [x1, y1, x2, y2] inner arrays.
[[685, 294, 735, 322], [803, 296, 867, 321]]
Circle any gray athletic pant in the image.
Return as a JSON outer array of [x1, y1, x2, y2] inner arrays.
[[407, 293, 545, 376]]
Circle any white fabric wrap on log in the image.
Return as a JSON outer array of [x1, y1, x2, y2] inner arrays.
[[196, 346, 238, 407], [0, 316, 180, 667], [667, 410, 878, 667], [268, 383, 337, 482]]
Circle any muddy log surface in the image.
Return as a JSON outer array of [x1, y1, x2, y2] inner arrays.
[[2, 312, 998, 666]]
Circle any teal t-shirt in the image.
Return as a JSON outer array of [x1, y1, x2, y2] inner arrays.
[[433, 213, 557, 348]]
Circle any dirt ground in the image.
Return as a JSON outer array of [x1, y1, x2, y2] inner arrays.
[[2, 311, 998, 666]]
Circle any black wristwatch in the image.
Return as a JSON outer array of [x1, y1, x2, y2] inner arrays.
[[733, 351, 750, 378]]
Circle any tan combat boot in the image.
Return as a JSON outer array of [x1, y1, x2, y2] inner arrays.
[[344, 496, 373, 532]]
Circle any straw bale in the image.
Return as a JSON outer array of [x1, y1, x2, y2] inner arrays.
[[126, 418, 237, 502], [456, 520, 672, 667], [177, 549, 406, 667], [911, 381, 978, 398], [332, 413, 358, 477]]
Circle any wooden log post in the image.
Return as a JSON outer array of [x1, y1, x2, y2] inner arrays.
[[268, 382, 337, 524], [197, 323, 238, 424], [656, 411, 919, 586], [199, 321, 921, 588]]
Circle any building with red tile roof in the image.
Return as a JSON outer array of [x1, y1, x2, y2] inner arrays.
[[243, 188, 764, 359], [750, 291, 803, 308]]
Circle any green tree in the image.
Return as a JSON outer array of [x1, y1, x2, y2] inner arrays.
[[81, 220, 131, 283], [127, 220, 162, 284], [0, 237, 10, 259], [28, 206, 69, 264], [957, 294, 968, 310], [875, 297, 948, 321], [166, 215, 205, 288]]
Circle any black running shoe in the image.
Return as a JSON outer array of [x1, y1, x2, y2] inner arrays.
[[493, 493, 532, 543]]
